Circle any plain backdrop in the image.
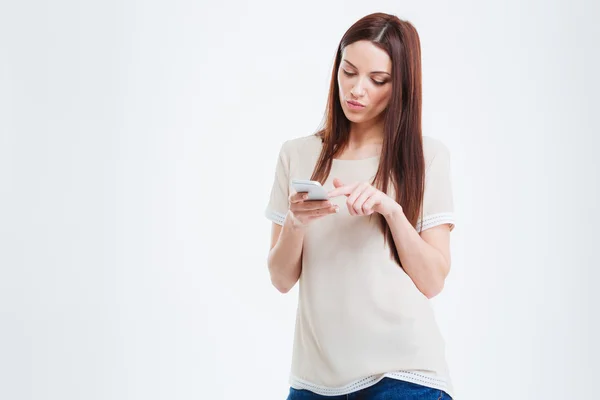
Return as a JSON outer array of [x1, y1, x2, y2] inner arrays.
[[1, 0, 599, 399]]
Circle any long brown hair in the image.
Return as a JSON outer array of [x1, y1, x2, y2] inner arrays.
[[310, 13, 425, 268]]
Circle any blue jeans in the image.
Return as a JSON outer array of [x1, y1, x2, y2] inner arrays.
[[286, 377, 452, 400]]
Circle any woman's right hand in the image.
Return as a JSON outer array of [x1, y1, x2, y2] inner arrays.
[[287, 192, 339, 228]]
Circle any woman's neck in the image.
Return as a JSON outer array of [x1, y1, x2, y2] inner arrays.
[[347, 119, 384, 150], [335, 119, 384, 160]]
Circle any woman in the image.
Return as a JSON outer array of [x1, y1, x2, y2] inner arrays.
[[265, 12, 456, 400]]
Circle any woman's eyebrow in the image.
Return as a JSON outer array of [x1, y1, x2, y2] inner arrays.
[[342, 59, 391, 76]]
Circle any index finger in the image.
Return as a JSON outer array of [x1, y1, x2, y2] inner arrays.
[[327, 185, 355, 198]]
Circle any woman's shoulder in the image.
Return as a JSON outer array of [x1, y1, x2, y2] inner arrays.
[[279, 133, 323, 158], [422, 135, 451, 166], [280, 134, 451, 164]]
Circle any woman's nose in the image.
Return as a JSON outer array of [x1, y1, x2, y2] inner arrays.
[[350, 80, 365, 97]]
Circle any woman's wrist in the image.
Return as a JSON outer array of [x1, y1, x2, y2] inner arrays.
[[382, 202, 403, 220], [285, 211, 307, 232]]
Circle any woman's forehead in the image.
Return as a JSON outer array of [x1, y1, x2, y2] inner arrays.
[[341, 41, 391, 73]]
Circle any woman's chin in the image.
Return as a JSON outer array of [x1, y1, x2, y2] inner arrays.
[[343, 113, 369, 124], [341, 109, 364, 122]]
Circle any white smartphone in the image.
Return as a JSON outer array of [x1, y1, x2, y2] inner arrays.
[[291, 179, 329, 201]]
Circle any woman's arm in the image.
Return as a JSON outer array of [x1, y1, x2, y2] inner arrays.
[[328, 178, 452, 299], [267, 215, 305, 293], [267, 192, 339, 293], [384, 206, 451, 299]]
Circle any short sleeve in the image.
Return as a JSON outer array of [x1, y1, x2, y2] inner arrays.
[[264, 141, 291, 225], [416, 140, 456, 232]]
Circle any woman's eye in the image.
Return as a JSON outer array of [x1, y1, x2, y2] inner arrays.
[[343, 69, 387, 85]]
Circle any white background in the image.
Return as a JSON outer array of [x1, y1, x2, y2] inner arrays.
[[1, 1, 599, 399]]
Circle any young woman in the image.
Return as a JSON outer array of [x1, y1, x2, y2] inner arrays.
[[265, 12, 456, 400]]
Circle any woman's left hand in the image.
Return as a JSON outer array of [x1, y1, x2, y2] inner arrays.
[[327, 178, 402, 218]]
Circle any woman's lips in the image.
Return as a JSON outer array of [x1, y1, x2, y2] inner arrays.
[[346, 100, 365, 110]]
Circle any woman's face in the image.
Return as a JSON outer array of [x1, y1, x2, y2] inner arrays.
[[337, 40, 393, 124]]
